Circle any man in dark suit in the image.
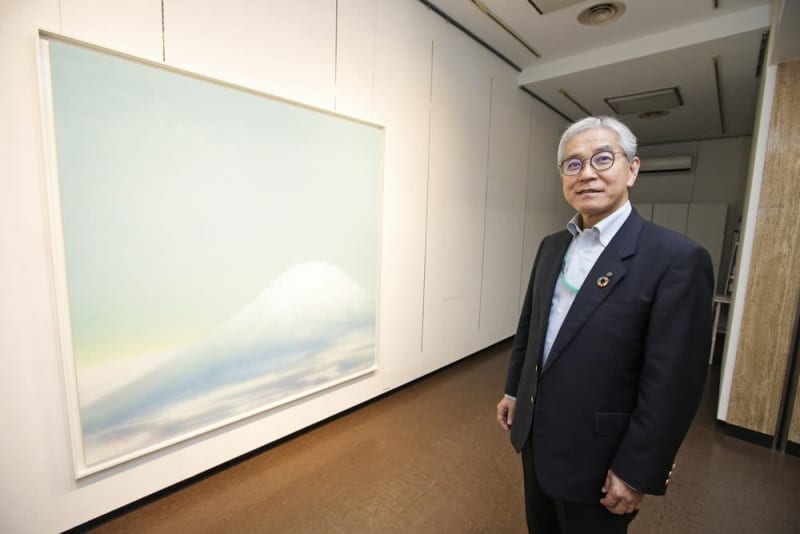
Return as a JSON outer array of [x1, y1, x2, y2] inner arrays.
[[496, 116, 713, 533]]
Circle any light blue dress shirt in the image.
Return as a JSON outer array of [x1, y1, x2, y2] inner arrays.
[[542, 202, 632, 366]]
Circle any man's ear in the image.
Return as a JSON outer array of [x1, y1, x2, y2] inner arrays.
[[626, 156, 641, 188]]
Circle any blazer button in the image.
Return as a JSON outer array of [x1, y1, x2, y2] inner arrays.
[[530, 395, 535, 404]]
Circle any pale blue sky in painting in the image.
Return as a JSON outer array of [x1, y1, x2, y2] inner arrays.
[[48, 40, 382, 366]]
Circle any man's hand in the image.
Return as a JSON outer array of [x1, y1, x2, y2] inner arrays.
[[496, 396, 516, 431], [600, 469, 643, 515]]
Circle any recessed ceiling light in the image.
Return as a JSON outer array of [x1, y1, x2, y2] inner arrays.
[[577, 2, 626, 25]]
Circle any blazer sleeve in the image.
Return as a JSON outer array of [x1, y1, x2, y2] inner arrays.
[[610, 243, 714, 494]]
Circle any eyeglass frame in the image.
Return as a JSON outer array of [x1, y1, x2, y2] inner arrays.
[[557, 150, 627, 176]]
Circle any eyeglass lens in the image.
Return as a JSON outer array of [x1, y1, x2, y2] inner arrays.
[[561, 151, 615, 176]]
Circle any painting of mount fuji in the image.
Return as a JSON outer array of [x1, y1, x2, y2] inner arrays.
[[43, 38, 382, 474]]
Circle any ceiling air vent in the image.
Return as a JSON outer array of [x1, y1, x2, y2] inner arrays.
[[577, 2, 626, 25], [638, 110, 670, 120], [639, 155, 693, 174], [605, 87, 683, 115]]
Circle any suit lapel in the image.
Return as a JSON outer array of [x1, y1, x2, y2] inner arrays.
[[530, 231, 572, 363], [542, 211, 644, 373]]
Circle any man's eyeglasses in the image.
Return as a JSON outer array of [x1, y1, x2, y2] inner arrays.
[[558, 150, 625, 176]]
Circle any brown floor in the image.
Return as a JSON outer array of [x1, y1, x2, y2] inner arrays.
[[83, 339, 800, 534]]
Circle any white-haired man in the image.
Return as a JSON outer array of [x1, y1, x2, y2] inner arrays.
[[497, 116, 713, 533]]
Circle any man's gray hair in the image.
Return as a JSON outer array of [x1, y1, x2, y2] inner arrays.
[[557, 116, 638, 164]]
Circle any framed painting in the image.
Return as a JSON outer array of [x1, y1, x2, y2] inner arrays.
[[38, 33, 382, 477]]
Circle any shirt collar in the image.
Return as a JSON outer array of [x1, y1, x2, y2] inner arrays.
[[566, 201, 632, 246]]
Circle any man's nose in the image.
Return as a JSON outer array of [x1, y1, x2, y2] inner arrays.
[[578, 163, 598, 179]]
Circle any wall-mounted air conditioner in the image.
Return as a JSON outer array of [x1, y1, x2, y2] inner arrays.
[[638, 155, 693, 174]]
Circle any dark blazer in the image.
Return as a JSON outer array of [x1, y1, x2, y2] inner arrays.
[[505, 209, 713, 503]]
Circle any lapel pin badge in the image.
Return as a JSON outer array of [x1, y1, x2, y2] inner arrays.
[[597, 272, 612, 288]]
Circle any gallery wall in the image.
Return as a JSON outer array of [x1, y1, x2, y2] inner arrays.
[[0, 1, 568, 531]]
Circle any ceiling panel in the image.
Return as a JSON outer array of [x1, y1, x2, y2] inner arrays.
[[425, 0, 771, 144]]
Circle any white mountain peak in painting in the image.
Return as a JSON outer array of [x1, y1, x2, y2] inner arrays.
[[217, 261, 373, 346]]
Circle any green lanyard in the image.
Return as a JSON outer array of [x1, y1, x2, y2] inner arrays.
[[560, 247, 581, 293]]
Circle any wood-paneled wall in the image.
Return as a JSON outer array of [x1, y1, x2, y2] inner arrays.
[[728, 59, 800, 436]]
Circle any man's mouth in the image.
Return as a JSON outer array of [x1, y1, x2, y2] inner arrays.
[[577, 189, 602, 195]]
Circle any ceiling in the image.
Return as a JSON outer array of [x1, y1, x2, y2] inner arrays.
[[424, 0, 775, 145]]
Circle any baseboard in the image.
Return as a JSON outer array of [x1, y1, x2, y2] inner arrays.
[[719, 421, 774, 448]]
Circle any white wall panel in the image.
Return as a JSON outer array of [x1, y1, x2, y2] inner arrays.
[[686, 202, 728, 286], [693, 137, 750, 206], [633, 202, 654, 221], [336, 0, 376, 119], [693, 136, 751, 292], [60, 0, 163, 60], [631, 173, 696, 203], [478, 68, 530, 346], [164, 0, 336, 109], [372, 0, 433, 389], [520, 100, 568, 308], [631, 142, 698, 203], [653, 202, 689, 233], [1, 2, 78, 532], [422, 20, 491, 365]]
